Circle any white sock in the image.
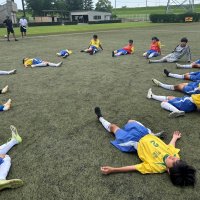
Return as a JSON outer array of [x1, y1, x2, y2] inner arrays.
[[0, 71, 10, 75], [116, 52, 122, 56], [48, 62, 57, 67], [31, 63, 47, 67], [159, 82, 175, 90], [148, 53, 155, 58], [152, 93, 167, 102], [169, 73, 184, 79], [0, 139, 18, 154], [161, 101, 180, 112], [99, 117, 111, 132], [179, 64, 192, 68], [0, 155, 11, 180]]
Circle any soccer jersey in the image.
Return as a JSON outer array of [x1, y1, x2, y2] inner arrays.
[[135, 134, 180, 174], [123, 44, 134, 54], [191, 94, 200, 109], [89, 39, 101, 48], [150, 41, 161, 53], [24, 58, 42, 66]]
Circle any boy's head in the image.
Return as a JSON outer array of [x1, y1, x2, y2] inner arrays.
[[152, 37, 159, 42], [180, 37, 188, 47], [129, 40, 133, 45], [93, 35, 98, 40], [23, 58, 29, 64], [168, 160, 196, 187]]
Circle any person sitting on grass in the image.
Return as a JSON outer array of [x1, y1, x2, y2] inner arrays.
[[94, 107, 196, 186], [143, 37, 161, 59], [176, 59, 200, 69], [0, 125, 24, 191], [112, 40, 134, 57], [0, 99, 11, 112], [149, 37, 191, 63], [0, 69, 16, 75], [80, 34, 103, 55], [164, 68, 200, 81], [56, 49, 72, 58], [147, 88, 200, 117], [23, 58, 62, 68], [152, 78, 200, 95]]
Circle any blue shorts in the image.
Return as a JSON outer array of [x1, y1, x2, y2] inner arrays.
[[189, 72, 200, 81], [90, 45, 98, 51], [146, 49, 160, 56], [111, 121, 151, 153], [0, 105, 4, 111], [194, 59, 200, 64], [116, 49, 128, 55], [168, 96, 197, 112], [183, 81, 200, 94], [33, 58, 43, 65], [60, 50, 68, 57]]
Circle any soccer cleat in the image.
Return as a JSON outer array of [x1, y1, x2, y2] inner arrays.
[[15, 39, 18, 41], [10, 125, 22, 144], [89, 50, 93, 55], [9, 69, 17, 74], [0, 179, 24, 191], [176, 63, 182, 68], [152, 79, 161, 86], [3, 99, 11, 111], [168, 111, 185, 118], [164, 69, 170, 77], [147, 88, 152, 99], [56, 53, 60, 56], [112, 51, 114, 57], [80, 50, 84, 52], [1, 85, 8, 94], [148, 59, 152, 64], [94, 107, 103, 119]]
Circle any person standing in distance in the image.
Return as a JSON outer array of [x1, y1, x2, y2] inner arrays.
[[3, 16, 18, 41], [19, 16, 28, 38]]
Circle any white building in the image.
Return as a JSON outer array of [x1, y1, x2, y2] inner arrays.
[[70, 11, 111, 23], [0, 0, 18, 23]]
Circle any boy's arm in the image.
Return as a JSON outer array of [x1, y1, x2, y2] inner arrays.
[[99, 44, 103, 50], [101, 165, 136, 175], [169, 131, 181, 147], [187, 46, 191, 62]]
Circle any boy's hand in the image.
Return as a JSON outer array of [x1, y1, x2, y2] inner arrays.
[[173, 131, 182, 140], [0, 154, 6, 159], [101, 166, 113, 175]]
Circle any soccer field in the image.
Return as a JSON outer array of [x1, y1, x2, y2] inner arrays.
[[0, 23, 200, 199]]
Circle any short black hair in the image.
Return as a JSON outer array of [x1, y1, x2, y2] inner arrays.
[[152, 37, 159, 41], [169, 160, 196, 187], [93, 35, 98, 39], [181, 37, 188, 43], [129, 40, 133, 44]]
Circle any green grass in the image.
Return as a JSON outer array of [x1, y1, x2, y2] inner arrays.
[[113, 5, 200, 17], [0, 22, 162, 37], [0, 23, 200, 199]]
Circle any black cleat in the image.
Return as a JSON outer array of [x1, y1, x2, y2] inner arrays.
[[95, 107, 102, 118], [112, 51, 114, 57], [164, 69, 170, 77], [15, 39, 18, 41], [80, 50, 84, 52]]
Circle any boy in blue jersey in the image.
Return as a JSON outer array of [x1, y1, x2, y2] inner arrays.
[[147, 88, 200, 117], [56, 49, 72, 58], [0, 125, 23, 191], [23, 58, 62, 68], [176, 59, 200, 69], [164, 69, 200, 81], [152, 78, 200, 95]]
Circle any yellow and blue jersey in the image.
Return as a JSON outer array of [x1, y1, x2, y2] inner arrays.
[[89, 39, 101, 48]]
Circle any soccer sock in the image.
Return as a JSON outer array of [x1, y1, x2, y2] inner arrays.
[[0, 139, 18, 155], [115, 52, 122, 56], [168, 73, 184, 79], [99, 117, 111, 132], [0, 71, 10, 75], [149, 59, 163, 63], [159, 82, 175, 90], [179, 64, 192, 68], [148, 53, 155, 58], [161, 102, 180, 112], [151, 93, 167, 102], [31, 63, 47, 67]]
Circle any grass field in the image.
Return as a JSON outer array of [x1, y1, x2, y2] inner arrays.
[[0, 23, 200, 199]]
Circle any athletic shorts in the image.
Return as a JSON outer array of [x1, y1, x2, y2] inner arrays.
[[183, 81, 200, 94], [90, 45, 98, 51], [7, 27, 14, 34], [194, 59, 200, 64], [189, 72, 200, 81], [60, 50, 69, 57], [20, 26, 26, 33], [0, 105, 4, 111], [116, 49, 128, 55], [163, 54, 178, 63], [168, 96, 197, 112], [32, 58, 43, 65], [111, 121, 151, 153], [146, 49, 160, 56]]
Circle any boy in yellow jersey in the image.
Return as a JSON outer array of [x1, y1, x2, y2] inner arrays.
[[23, 58, 62, 68], [80, 35, 103, 55], [147, 88, 200, 117], [94, 107, 196, 187]]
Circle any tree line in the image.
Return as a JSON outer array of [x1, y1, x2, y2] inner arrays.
[[25, 0, 112, 16]]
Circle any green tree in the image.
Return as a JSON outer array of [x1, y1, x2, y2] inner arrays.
[[83, 0, 94, 10], [95, 0, 112, 12], [65, 0, 83, 11]]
